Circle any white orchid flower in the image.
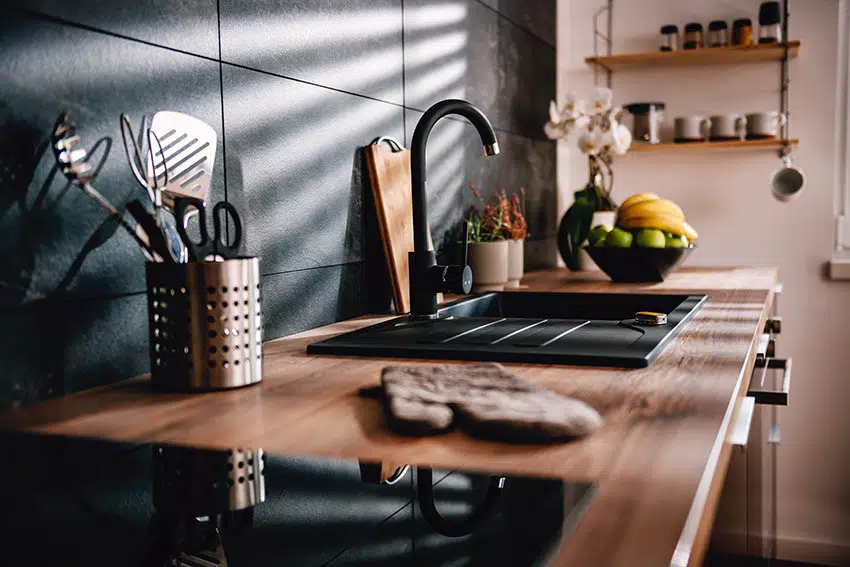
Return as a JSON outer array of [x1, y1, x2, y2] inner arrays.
[[577, 128, 602, 155], [589, 87, 614, 115], [548, 100, 561, 124], [612, 122, 632, 155], [544, 120, 567, 140], [561, 92, 582, 119]]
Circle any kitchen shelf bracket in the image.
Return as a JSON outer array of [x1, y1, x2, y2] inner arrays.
[[592, 0, 614, 87]]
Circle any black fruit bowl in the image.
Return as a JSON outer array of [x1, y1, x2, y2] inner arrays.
[[584, 245, 695, 282]]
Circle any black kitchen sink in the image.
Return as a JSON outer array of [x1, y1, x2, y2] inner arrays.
[[307, 292, 706, 368]]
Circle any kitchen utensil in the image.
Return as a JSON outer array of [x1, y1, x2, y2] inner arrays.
[[584, 244, 695, 283], [174, 197, 243, 261], [659, 25, 678, 51], [146, 257, 262, 390], [771, 156, 804, 202], [51, 111, 158, 260], [674, 116, 711, 142], [126, 200, 176, 262], [759, 1, 782, 44], [364, 136, 441, 314], [746, 111, 787, 138], [733, 18, 754, 45], [683, 23, 704, 49], [624, 103, 665, 144], [121, 114, 187, 262], [148, 111, 217, 205], [710, 114, 747, 141], [708, 20, 729, 47]]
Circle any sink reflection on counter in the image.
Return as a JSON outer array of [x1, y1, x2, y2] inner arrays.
[[1, 433, 595, 567]]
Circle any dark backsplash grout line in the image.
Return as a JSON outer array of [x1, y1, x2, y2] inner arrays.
[[216, 0, 229, 207], [0, 290, 147, 314], [261, 260, 364, 279], [474, 0, 556, 49], [401, 0, 408, 143]]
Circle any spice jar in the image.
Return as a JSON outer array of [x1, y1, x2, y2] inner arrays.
[[732, 18, 753, 46], [707, 20, 728, 47], [759, 1, 782, 44], [683, 23, 704, 50], [659, 25, 679, 52]]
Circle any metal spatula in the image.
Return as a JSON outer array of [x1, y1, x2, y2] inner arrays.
[[147, 111, 217, 205]]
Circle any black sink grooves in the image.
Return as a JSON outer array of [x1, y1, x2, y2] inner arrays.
[[307, 292, 707, 368]]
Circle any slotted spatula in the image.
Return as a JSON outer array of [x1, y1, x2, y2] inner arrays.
[[147, 111, 217, 205]]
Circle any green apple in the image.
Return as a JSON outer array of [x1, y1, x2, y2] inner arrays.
[[635, 228, 666, 249], [605, 227, 634, 248], [587, 224, 612, 246], [666, 233, 689, 249]]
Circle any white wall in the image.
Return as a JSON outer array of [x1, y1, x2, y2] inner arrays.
[[557, 1, 850, 564]]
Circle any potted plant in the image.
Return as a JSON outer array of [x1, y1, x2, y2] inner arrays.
[[544, 87, 632, 270], [496, 187, 528, 288], [467, 184, 509, 292]]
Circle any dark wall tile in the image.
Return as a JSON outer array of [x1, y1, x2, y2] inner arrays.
[[404, 108, 500, 257], [0, 292, 148, 408], [223, 65, 404, 275], [497, 133, 557, 240], [7, 1, 219, 58], [0, 9, 225, 300], [404, 0, 501, 130], [498, 0, 556, 46], [220, 0, 404, 104], [261, 262, 371, 340], [498, 19, 556, 140]]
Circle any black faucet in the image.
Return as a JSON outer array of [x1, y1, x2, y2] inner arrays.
[[409, 99, 500, 319]]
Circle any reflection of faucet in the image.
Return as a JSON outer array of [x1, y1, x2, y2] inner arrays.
[[409, 99, 500, 319]]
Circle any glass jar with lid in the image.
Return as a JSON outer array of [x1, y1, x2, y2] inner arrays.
[[659, 25, 679, 52], [707, 20, 728, 47], [683, 23, 704, 50], [732, 18, 753, 46], [759, 1, 782, 44]]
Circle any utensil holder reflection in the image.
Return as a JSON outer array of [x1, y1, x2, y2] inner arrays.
[[146, 258, 263, 391]]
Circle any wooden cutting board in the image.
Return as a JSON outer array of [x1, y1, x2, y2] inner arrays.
[[365, 141, 440, 314]]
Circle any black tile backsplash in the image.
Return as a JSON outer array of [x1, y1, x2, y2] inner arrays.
[[0, 2, 555, 405]]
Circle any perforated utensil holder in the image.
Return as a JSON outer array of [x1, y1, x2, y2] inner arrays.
[[146, 258, 262, 391]]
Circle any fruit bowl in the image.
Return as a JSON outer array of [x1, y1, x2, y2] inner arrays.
[[584, 244, 695, 283]]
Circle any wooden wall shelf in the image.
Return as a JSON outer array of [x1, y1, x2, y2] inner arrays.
[[585, 41, 800, 71], [627, 138, 799, 153]]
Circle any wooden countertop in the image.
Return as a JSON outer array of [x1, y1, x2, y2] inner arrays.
[[0, 266, 779, 567]]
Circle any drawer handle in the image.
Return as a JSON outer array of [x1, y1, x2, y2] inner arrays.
[[756, 333, 770, 360], [749, 357, 792, 406], [765, 317, 782, 334], [729, 396, 756, 448]]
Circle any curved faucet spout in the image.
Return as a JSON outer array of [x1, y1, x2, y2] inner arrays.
[[408, 99, 500, 318]]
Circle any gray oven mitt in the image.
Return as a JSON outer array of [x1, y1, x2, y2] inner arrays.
[[378, 363, 602, 443]]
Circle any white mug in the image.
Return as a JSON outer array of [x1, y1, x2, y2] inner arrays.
[[771, 156, 805, 202], [675, 116, 711, 142], [710, 114, 747, 141], [746, 111, 787, 138]]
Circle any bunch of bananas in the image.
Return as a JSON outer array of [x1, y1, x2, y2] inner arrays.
[[616, 193, 699, 241]]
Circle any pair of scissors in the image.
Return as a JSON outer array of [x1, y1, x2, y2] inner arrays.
[[174, 197, 243, 261]]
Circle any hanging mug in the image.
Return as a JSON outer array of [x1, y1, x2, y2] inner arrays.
[[771, 155, 805, 202]]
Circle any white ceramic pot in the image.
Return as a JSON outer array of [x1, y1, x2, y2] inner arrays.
[[506, 239, 524, 288], [468, 240, 509, 292], [578, 211, 616, 271]]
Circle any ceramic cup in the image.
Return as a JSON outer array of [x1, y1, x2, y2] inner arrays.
[[674, 116, 711, 142], [710, 114, 747, 140], [771, 156, 805, 202], [746, 111, 787, 138]]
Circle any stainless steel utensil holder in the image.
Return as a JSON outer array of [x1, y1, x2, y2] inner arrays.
[[146, 258, 263, 391]]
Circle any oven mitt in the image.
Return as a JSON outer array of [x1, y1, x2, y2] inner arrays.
[[377, 363, 602, 443]]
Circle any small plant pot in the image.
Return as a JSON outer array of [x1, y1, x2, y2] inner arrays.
[[506, 239, 524, 288], [468, 240, 509, 292]]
